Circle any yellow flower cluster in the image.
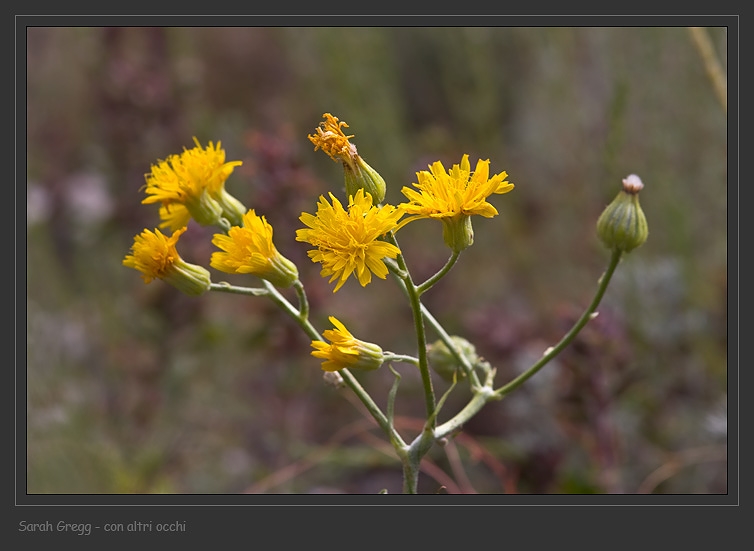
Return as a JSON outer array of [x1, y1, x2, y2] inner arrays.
[[125, 137, 296, 293], [125, 115, 517, 377], [142, 137, 245, 230]]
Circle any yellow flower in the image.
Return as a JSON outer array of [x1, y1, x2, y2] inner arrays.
[[400, 154, 513, 220], [308, 113, 386, 203], [158, 203, 192, 232], [311, 316, 384, 372], [210, 210, 299, 288], [142, 138, 245, 228], [123, 227, 211, 296], [296, 189, 402, 292], [398, 154, 514, 251]]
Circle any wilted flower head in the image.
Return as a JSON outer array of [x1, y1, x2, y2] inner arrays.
[[308, 113, 358, 167], [308, 113, 386, 203]]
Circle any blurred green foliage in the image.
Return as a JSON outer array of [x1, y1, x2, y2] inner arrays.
[[25, 26, 728, 494]]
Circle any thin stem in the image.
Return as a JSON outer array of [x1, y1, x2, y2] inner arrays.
[[420, 304, 482, 389], [493, 249, 623, 399], [387, 254, 482, 388], [416, 251, 461, 295], [385, 231, 436, 426], [383, 353, 420, 366], [209, 282, 270, 297], [293, 279, 309, 320], [216, 217, 232, 233], [688, 27, 727, 115], [339, 369, 405, 447], [258, 280, 406, 449], [386, 365, 402, 447], [434, 388, 496, 440]]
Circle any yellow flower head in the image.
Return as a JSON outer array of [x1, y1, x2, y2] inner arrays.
[[308, 113, 358, 167], [296, 189, 402, 292], [142, 138, 244, 228], [123, 227, 211, 295], [399, 154, 514, 221], [210, 210, 299, 288], [397, 154, 514, 251], [311, 316, 384, 372]]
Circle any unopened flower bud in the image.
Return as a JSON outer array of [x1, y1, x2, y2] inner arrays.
[[214, 186, 247, 228], [428, 336, 478, 383], [596, 174, 649, 253]]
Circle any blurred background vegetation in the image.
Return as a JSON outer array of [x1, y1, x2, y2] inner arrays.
[[25, 26, 728, 495]]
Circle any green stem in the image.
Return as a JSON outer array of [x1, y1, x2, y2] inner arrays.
[[383, 353, 420, 366], [257, 280, 406, 448], [430, 249, 623, 460], [216, 279, 404, 447], [385, 231, 436, 426], [688, 27, 727, 115], [293, 279, 309, 320], [209, 282, 269, 297], [434, 386, 496, 440], [493, 249, 623, 398], [416, 251, 460, 295], [419, 304, 482, 389], [402, 453, 421, 494]]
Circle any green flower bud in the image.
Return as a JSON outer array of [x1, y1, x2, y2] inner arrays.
[[596, 174, 649, 253], [163, 259, 212, 296], [184, 188, 224, 228], [440, 214, 474, 253], [428, 336, 478, 383], [263, 253, 300, 289], [213, 186, 247, 228], [344, 156, 387, 204]]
